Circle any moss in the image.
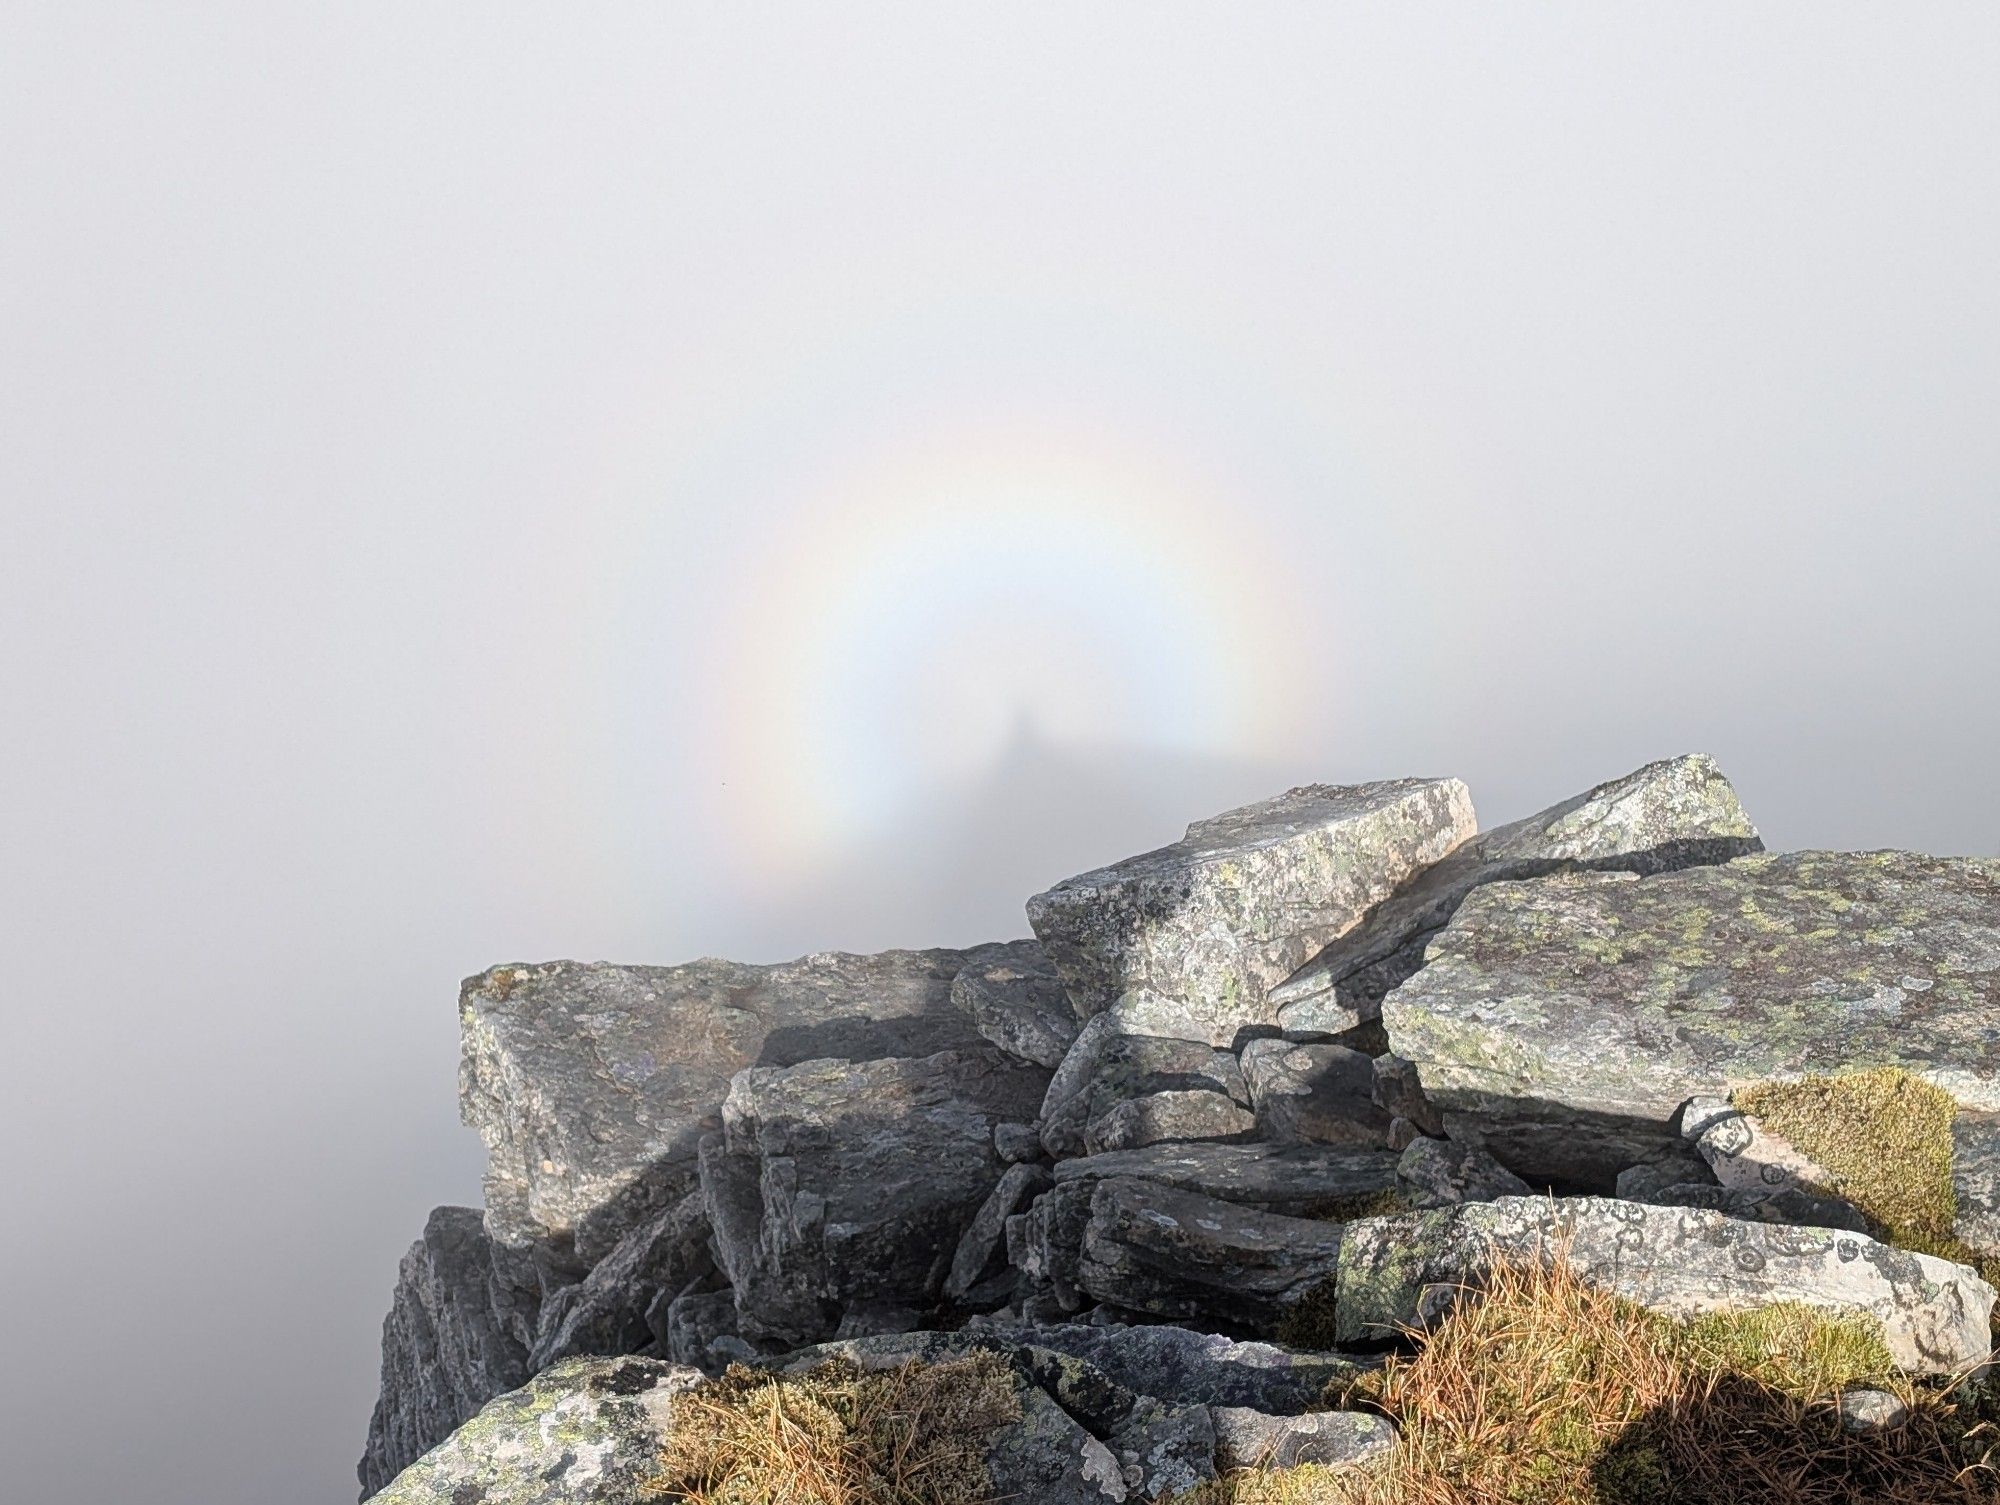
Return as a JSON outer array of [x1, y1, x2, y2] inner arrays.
[[1730, 1067, 2000, 1294], [646, 1353, 1020, 1505], [1299, 1187, 1412, 1223]]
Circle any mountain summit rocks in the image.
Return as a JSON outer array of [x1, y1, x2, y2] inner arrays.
[[363, 754, 2000, 1502]]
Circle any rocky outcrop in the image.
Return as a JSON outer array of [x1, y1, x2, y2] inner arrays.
[[1383, 851, 2000, 1182], [1333, 1196, 1995, 1373], [1027, 779, 1475, 1044], [700, 1046, 1050, 1347], [360, 1207, 531, 1498], [460, 942, 1040, 1278], [1272, 754, 1762, 1037]]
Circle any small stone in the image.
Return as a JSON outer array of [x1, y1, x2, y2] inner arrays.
[[1396, 1136, 1532, 1204], [1371, 1053, 1445, 1138], [1387, 1118, 1422, 1152], [1239, 1039, 1394, 1148], [1838, 1388, 1911, 1433], [1084, 1089, 1258, 1154], [996, 1121, 1046, 1164], [1211, 1407, 1397, 1470]]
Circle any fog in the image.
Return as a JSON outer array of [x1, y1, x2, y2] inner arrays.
[[3, 6, 1997, 1501]]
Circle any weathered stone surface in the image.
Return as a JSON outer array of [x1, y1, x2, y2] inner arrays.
[[526, 1191, 712, 1372], [1638, 1179, 1870, 1233], [1211, 1407, 1397, 1470], [1274, 754, 1761, 1036], [948, 1161, 1054, 1301], [1041, 1005, 1249, 1159], [1332, 1196, 1994, 1373], [1382, 851, 2000, 1183], [1239, 1039, 1393, 1147], [1076, 1177, 1345, 1333], [1371, 1052, 1444, 1138], [369, 1355, 702, 1505], [1052, 1142, 1403, 1219], [1028, 779, 1475, 1044], [1952, 1111, 2000, 1260], [459, 942, 1039, 1270], [702, 1046, 1049, 1346], [1681, 1094, 1832, 1196], [996, 1120, 1046, 1163], [1084, 1090, 1258, 1154], [1396, 1136, 1531, 1204], [962, 1323, 1374, 1413], [1839, 1388, 1912, 1433], [954, 946, 1082, 1069], [656, 1287, 750, 1372], [1613, 1145, 1713, 1203], [360, 1206, 531, 1499]]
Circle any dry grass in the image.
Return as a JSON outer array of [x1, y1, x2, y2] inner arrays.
[[1183, 1252, 2000, 1505], [644, 1353, 1020, 1505]]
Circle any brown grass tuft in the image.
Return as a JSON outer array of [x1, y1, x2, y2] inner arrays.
[[645, 1353, 1021, 1505]]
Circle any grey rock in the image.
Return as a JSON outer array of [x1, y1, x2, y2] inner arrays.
[[1211, 1407, 1397, 1470], [1386, 1117, 1422, 1152], [1239, 1039, 1393, 1148], [657, 1287, 745, 1372], [1614, 1145, 1714, 1203], [954, 946, 1082, 1069], [526, 1191, 712, 1371], [1076, 1177, 1345, 1334], [359, 1206, 531, 1499], [1274, 754, 1761, 1036], [1682, 1095, 1834, 1197], [703, 1046, 1049, 1346], [961, 1322, 1374, 1413], [1640, 1180, 1870, 1233], [996, 1120, 1046, 1163], [1105, 1397, 1216, 1499], [459, 942, 1039, 1272], [1382, 851, 2000, 1183], [1041, 1008, 1249, 1159], [1085, 1090, 1258, 1154], [1396, 1136, 1532, 1204], [1333, 1196, 1994, 1373], [948, 1161, 1054, 1301], [1015, 1179, 1101, 1312], [1953, 1111, 2000, 1259], [1052, 1142, 1404, 1219], [1028, 779, 1475, 1044], [1838, 1388, 1912, 1433], [1371, 1053, 1444, 1138], [369, 1355, 703, 1505]]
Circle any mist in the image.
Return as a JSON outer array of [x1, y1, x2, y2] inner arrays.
[[3, 6, 1997, 1502]]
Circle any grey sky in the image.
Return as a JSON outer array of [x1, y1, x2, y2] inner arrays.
[[3, 6, 1997, 1502]]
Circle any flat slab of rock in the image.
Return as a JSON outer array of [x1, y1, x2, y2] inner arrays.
[[1028, 779, 1474, 1044], [1076, 1177, 1346, 1332], [1333, 1196, 1994, 1374], [460, 942, 1039, 1267], [1954, 1112, 2000, 1259], [703, 1046, 1050, 1347], [360, 1207, 531, 1498], [1084, 1090, 1257, 1154], [1239, 1039, 1393, 1148], [1052, 1141, 1404, 1218], [1382, 851, 2000, 1182], [1274, 754, 1760, 1036], [370, 1355, 702, 1505]]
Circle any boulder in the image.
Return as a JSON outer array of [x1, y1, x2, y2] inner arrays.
[[1084, 1090, 1258, 1154], [525, 1191, 713, 1371], [1027, 779, 1475, 1044], [1075, 1177, 1345, 1333], [1381, 851, 2000, 1183], [1238, 1039, 1393, 1148], [1273, 754, 1761, 1037], [359, 1206, 531, 1499], [369, 1355, 703, 1504], [1332, 1196, 1994, 1374], [701, 1046, 1050, 1347], [459, 942, 1039, 1276], [1371, 1053, 1444, 1138], [1040, 1008, 1250, 1159], [954, 945, 1082, 1069], [1395, 1136, 1532, 1204], [1210, 1406, 1396, 1470]]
